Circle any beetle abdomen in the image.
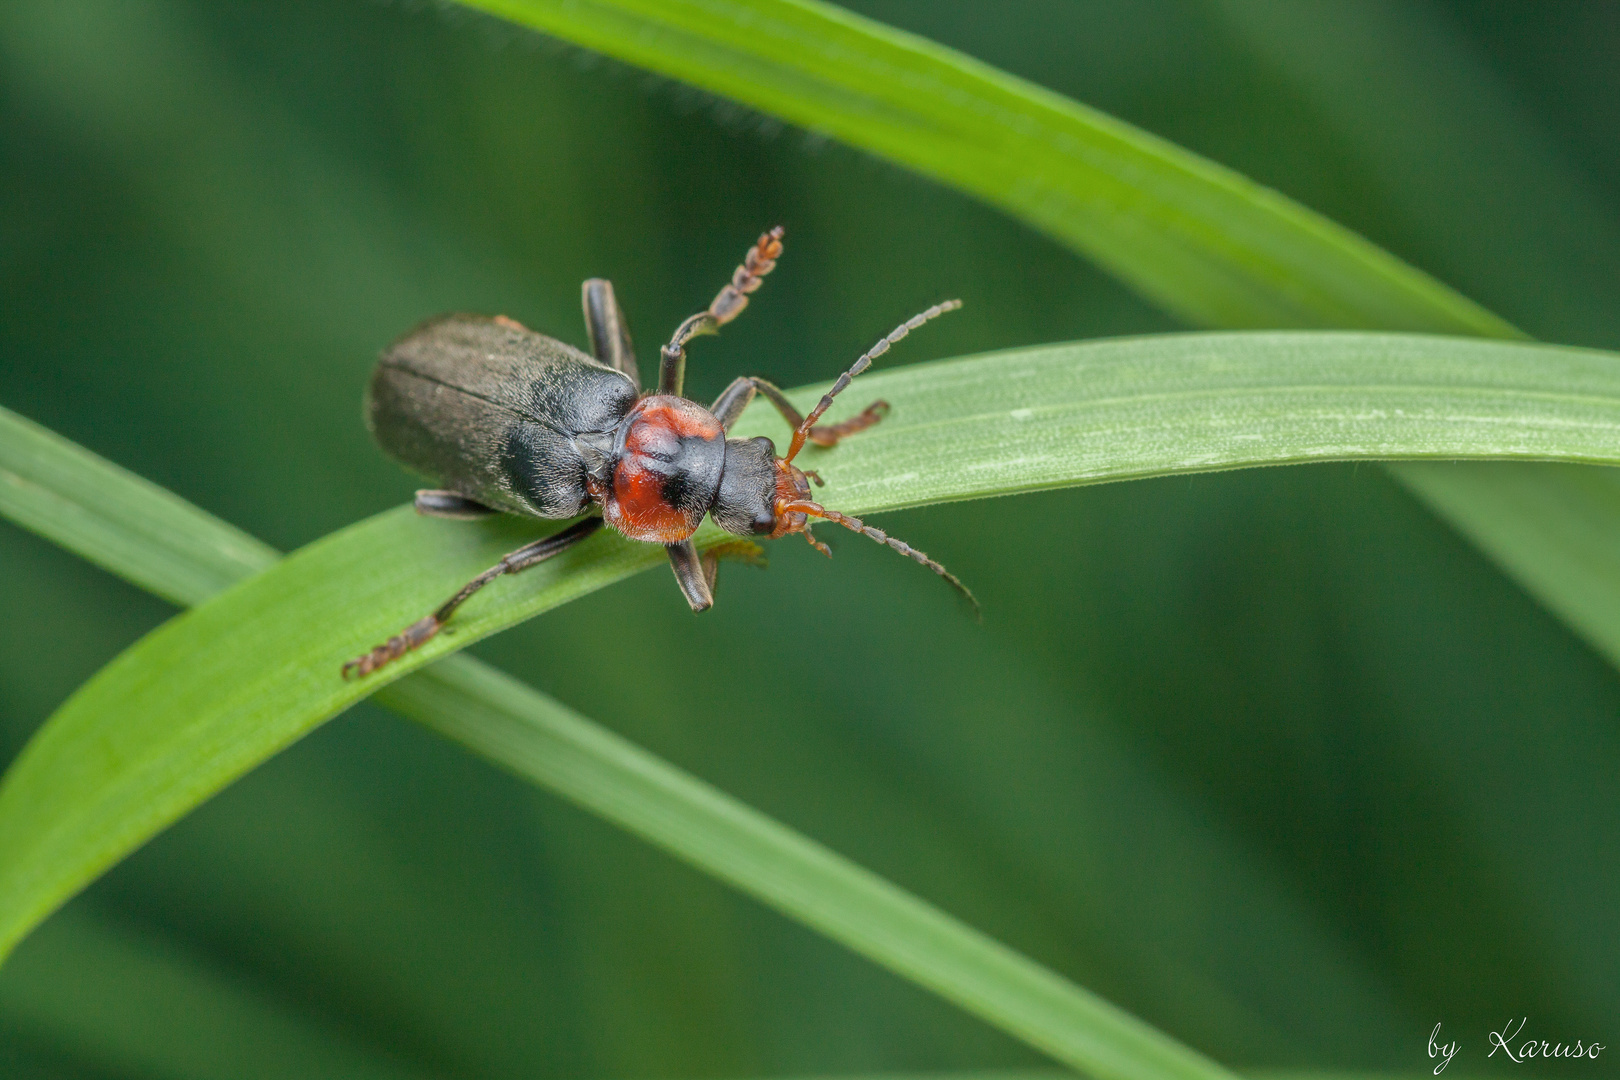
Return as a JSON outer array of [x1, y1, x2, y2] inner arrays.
[[367, 314, 637, 518]]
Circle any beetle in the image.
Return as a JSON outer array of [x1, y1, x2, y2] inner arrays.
[[344, 227, 972, 678]]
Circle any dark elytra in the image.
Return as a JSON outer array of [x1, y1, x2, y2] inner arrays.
[[344, 228, 973, 679], [368, 314, 637, 519]]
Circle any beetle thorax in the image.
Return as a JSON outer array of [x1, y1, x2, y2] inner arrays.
[[600, 395, 726, 543]]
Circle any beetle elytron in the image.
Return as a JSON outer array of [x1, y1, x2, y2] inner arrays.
[[345, 228, 971, 678]]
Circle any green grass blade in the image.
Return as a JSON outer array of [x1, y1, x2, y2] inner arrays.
[[0, 398, 1242, 1080], [451, 0, 1620, 718], [8, 329, 1620, 971], [393, 660, 1217, 1078], [0, 408, 277, 606], [0, 400, 1538, 1080], [457, 0, 1512, 336]]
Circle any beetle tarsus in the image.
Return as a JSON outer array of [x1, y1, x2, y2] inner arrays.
[[710, 375, 889, 449], [341, 616, 440, 679], [659, 226, 785, 396], [807, 400, 889, 447], [707, 226, 784, 326], [803, 528, 832, 558], [341, 519, 604, 679]]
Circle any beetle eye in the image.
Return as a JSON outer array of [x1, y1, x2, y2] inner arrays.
[[753, 509, 777, 533]]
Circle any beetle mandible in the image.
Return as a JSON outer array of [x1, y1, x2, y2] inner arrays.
[[344, 227, 972, 678]]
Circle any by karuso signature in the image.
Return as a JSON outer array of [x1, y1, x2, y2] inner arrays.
[[1431, 1021, 1605, 1074]]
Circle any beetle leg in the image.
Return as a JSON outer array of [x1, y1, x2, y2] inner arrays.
[[659, 227, 784, 397], [708, 376, 756, 429], [665, 540, 714, 612], [799, 401, 890, 446], [342, 517, 604, 679], [669, 539, 767, 611], [710, 375, 889, 446], [582, 278, 641, 390], [414, 489, 500, 520], [802, 525, 832, 558]]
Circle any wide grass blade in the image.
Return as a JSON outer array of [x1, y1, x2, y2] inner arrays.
[[9, 329, 1620, 969], [449, 0, 1620, 710], [0, 400, 1234, 1080]]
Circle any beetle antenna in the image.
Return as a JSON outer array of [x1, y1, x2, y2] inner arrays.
[[783, 299, 962, 465], [782, 499, 979, 617]]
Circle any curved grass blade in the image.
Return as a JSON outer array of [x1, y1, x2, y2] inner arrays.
[[457, 0, 1512, 336], [452, 0, 1620, 724], [9, 330, 1620, 969], [0, 402, 1236, 1080], [394, 659, 1218, 1078], [0, 408, 276, 607]]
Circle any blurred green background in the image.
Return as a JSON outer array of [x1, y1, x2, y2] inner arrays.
[[3, 1, 1619, 1077]]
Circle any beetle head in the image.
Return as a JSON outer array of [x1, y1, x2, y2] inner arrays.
[[708, 432, 979, 615], [711, 435, 787, 536], [708, 297, 975, 611]]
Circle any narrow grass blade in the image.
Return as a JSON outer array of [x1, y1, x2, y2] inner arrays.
[[9, 329, 1620, 972], [456, 0, 1512, 336], [394, 660, 1222, 1078], [0, 408, 277, 606], [449, 0, 1620, 721]]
